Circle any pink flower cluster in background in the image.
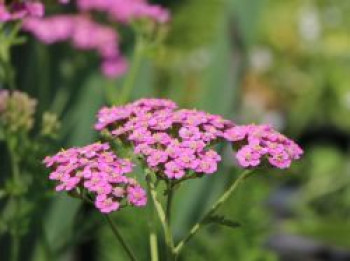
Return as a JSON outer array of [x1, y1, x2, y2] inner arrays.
[[225, 124, 303, 169], [23, 15, 128, 78], [77, 0, 170, 24], [95, 99, 303, 177], [19, 0, 169, 78], [0, 1, 44, 22], [43, 142, 147, 213]]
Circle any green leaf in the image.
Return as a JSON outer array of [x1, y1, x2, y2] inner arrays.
[[204, 214, 241, 229]]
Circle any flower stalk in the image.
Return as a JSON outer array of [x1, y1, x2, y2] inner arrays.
[[173, 169, 255, 257], [147, 181, 159, 261], [7, 136, 21, 261], [149, 229, 159, 261], [104, 215, 138, 261], [165, 180, 175, 260], [146, 172, 175, 260]]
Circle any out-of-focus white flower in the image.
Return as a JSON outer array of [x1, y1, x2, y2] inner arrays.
[[298, 5, 321, 42]]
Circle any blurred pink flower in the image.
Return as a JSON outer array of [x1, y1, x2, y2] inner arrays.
[[19, 0, 169, 78], [0, 1, 44, 22], [101, 57, 128, 78]]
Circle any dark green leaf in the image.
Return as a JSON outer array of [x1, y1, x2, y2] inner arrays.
[[204, 214, 241, 229]]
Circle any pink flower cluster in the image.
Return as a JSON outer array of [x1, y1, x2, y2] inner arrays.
[[23, 15, 127, 78], [224, 124, 303, 169], [43, 142, 147, 213], [95, 99, 303, 174], [20, 0, 169, 78], [77, 0, 170, 24], [0, 1, 44, 22], [95, 98, 234, 179]]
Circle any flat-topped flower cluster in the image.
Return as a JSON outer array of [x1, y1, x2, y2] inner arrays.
[[43, 98, 303, 214], [225, 124, 303, 169], [43, 142, 147, 213], [95, 98, 303, 176], [95, 99, 233, 179]]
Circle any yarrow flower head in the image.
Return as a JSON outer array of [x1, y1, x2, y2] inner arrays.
[[43, 142, 147, 213], [95, 98, 303, 177], [95, 98, 233, 180], [223, 124, 303, 169]]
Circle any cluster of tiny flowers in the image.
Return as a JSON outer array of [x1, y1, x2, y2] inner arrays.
[[224, 124, 303, 169], [43, 142, 147, 213], [21, 0, 169, 78], [95, 99, 234, 180], [23, 15, 127, 78], [0, 90, 37, 133], [0, 1, 44, 22]]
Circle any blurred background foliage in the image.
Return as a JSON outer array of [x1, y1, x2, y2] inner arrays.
[[1, 0, 350, 260]]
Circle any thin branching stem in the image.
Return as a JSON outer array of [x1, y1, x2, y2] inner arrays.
[[104, 215, 138, 261], [174, 169, 255, 257]]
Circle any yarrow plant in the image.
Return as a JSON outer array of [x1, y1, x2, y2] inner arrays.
[[43, 98, 303, 261], [1, 2, 303, 261]]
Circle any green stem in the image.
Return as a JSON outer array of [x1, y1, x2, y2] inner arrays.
[[149, 229, 159, 261], [77, 190, 137, 260], [166, 181, 174, 225], [148, 185, 159, 261], [146, 174, 175, 260], [10, 235, 19, 261], [174, 169, 254, 256], [7, 137, 20, 261], [165, 181, 175, 260], [116, 35, 145, 105], [0, 55, 16, 90], [1, 21, 22, 90], [104, 215, 138, 261]]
